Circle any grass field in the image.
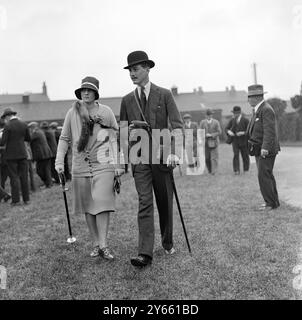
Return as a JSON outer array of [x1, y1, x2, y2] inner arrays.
[[0, 144, 302, 300]]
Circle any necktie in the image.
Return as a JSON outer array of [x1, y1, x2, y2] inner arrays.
[[140, 86, 147, 114]]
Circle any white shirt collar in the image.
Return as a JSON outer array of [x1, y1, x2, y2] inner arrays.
[[254, 99, 265, 114], [236, 114, 242, 123], [207, 119, 212, 124], [137, 81, 151, 99]]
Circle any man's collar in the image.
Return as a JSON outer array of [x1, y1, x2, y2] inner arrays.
[[137, 81, 151, 98], [254, 99, 265, 114]]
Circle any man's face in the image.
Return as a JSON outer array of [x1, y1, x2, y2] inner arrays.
[[184, 119, 191, 126], [234, 112, 241, 119], [248, 95, 263, 107], [129, 64, 149, 86], [206, 114, 212, 120], [81, 88, 96, 103]]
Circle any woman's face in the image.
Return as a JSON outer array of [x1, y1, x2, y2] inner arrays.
[[81, 88, 96, 103]]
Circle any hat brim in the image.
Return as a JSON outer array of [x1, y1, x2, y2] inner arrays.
[[247, 91, 267, 97], [124, 59, 155, 70], [75, 85, 99, 100], [1, 111, 17, 119]]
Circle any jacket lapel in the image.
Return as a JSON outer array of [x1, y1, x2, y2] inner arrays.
[[129, 90, 143, 121], [147, 83, 161, 128]]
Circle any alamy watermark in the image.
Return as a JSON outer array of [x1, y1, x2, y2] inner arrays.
[[0, 265, 7, 290], [0, 5, 7, 30], [293, 4, 302, 30]]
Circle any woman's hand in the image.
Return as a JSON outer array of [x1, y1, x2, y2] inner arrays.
[[115, 168, 125, 177], [55, 164, 64, 174]]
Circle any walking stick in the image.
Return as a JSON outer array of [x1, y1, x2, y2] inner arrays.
[[58, 172, 76, 244], [170, 169, 192, 254]]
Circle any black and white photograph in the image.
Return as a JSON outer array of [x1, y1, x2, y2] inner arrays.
[[1, 0, 302, 309]]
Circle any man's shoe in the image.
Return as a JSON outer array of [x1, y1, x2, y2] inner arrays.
[[130, 254, 152, 267], [10, 202, 21, 207], [165, 248, 176, 255], [3, 194, 11, 202], [99, 247, 114, 260], [257, 205, 275, 211], [24, 201, 31, 205], [234, 171, 240, 175]]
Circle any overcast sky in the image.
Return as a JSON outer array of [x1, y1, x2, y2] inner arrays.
[[0, 0, 302, 101]]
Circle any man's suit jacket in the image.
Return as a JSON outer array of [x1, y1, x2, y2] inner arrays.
[[0, 118, 31, 160], [120, 83, 183, 166], [225, 115, 249, 147], [247, 101, 280, 155], [200, 119, 222, 141], [43, 129, 58, 157], [30, 129, 53, 161]]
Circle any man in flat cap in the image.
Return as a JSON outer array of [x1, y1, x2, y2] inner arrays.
[[225, 106, 250, 175], [199, 108, 222, 175], [0, 108, 31, 205], [120, 50, 183, 267], [246, 84, 280, 211]]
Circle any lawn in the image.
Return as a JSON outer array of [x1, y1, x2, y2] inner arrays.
[[0, 144, 302, 300]]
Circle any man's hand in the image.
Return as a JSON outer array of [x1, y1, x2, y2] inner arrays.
[[261, 149, 269, 158], [236, 131, 245, 137], [115, 168, 125, 177], [166, 154, 180, 168], [227, 130, 235, 137]]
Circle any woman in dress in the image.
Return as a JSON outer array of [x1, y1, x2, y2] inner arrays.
[[55, 76, 124, 260]]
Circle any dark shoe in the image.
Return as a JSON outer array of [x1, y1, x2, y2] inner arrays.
[[10, 202, 21, 207], [3, 194, 11, 202], [130, 254, 152, 267]]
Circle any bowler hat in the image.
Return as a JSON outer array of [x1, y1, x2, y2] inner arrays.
[[247, 84, 267, 97], [206, 108, 214, 115], [232, 106, 241, 113], [183, 113, 192, 119], [75, 76, 99, 100], [1, 107, 17, 119], [124, 51, 155, 70]]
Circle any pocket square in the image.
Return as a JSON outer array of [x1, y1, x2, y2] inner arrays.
[[255, 118, 259, 122]]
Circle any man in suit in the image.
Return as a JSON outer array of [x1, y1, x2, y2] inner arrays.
[[246, 84, 280, 211], [225, 106, 250, 175], [120, 50, 183, 267], [200, 109, 222, 175], [40, 121, 59, 184], [183, 113, 199, 168], [0, 108, 31, 205], [28, 122, 53, 188]]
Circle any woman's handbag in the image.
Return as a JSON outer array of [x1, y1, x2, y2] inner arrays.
[[113, 176, 121, 194], [207, 137, 217, 149]]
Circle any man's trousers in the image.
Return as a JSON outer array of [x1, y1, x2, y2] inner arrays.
[[133, 164, 174, 258]]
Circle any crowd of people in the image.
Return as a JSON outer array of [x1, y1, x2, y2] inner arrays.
[[0, 111, 71, 206], [0, 50, 280, 268]]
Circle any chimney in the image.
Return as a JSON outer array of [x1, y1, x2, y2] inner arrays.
[[225, 86, 229, 92], [230, 85, 236, 92], [198, 86, 203, 94], [22, 94, 29, 104], [193, 88, 197, 93], [171, 86, 178, 96], [300, 81, 302, 95], [42, 81, 47, 95]]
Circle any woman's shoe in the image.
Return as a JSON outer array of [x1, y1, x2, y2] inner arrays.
[[90, 246, 100, 257], [99, 247, 114, 260]]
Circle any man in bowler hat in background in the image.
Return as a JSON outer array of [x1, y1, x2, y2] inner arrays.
[[0, 108, 31, 205], [225, 106, 250, 175], [246, 84, 280, 211], [120, 50, 183, 267]]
